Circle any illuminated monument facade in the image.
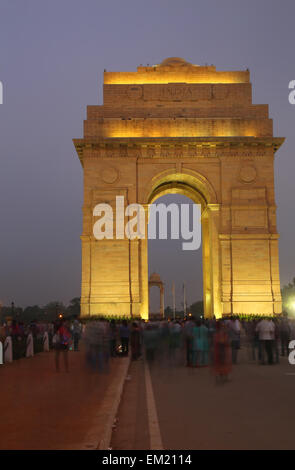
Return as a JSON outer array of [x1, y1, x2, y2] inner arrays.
[[74, 57, 284, 318]]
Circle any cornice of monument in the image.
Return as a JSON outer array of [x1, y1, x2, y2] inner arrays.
[[73, 136, 284, 166], [73, 136, 284, 149]]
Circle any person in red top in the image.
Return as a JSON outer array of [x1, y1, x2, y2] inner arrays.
[[53, 320, 71, 372]]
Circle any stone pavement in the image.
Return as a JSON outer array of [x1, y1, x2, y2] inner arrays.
[[0, 348, 129, 450], [112, 349, 295, 450]]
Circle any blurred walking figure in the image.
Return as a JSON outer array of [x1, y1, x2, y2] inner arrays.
[[130, 322, 141, 360], [84, 320, 110, 373], [192, 320, 209, 367], [119, 320, 130, 356], [228, 318, 241, 364], [184, 317, 194, 366], [143, 323, 159, 362], [273, 319, 280, 364], [212, 322, 232, 383], [53, 320, 71, 372], [72, 319, 81, 351], [43, 330, 49, 352], [11, 320, 23, 360], [168, 321, 182, 363], [84, 321, 98, 370], [245, 320, 259, 361], [97, 320, 110, 372], [256, 318, 275, 365], [280, 316, 291, 356], [208, 319, 216, 364]]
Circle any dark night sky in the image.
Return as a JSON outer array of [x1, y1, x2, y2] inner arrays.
[[0, 0, 294, 311]]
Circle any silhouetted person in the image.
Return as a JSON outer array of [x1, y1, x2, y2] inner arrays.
[[143, 323, 158, 362], [280, 317, 291, 356], [212, 321, 232, 383], [228, 317, 241, 364], [72, 319, 81, 351]]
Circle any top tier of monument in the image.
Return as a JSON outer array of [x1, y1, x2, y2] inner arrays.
[[100, 56, 255, 110], [81, 57, 280, 145]]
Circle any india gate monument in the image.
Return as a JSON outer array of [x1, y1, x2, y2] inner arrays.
[[73, 57, 284, 319]]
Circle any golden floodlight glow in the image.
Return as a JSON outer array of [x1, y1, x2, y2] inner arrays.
[[104, 74, 247, 85], [104, 72, 249, 85], [104, 57, 250, 85], [104, 121, 261, 139]]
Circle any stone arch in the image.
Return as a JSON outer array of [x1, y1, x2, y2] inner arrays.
[[144, 168, 218, 208]]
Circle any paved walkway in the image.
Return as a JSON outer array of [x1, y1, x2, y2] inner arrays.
[[112, 349, 295, 450], [0, 349, 128, 449]]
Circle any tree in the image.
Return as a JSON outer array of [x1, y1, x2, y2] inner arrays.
[[164, 305, 173, 318], [43, 301, 66, 321], [67, 297, 81, 317], [0, 305, 23, 322], [188, 300, 204, 319], [22, 305, 43, 322]]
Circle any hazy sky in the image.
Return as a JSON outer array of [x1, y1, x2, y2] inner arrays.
[[0, 0, 295, 311]]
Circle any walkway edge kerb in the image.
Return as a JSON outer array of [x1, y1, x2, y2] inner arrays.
[[98, 356, 131, 450]]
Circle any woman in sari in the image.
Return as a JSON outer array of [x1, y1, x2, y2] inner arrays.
[[26, 327, 34, 358], [4, 335, 13, 363]]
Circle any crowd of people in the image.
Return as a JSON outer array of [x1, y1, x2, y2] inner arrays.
[[79, 315, 295, 382], [0, 315, 294, 380], [0, 320, 51, 362], [0, 318, 80, 366]]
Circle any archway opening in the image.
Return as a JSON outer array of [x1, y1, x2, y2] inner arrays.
[[148, 193, 203, 320]]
